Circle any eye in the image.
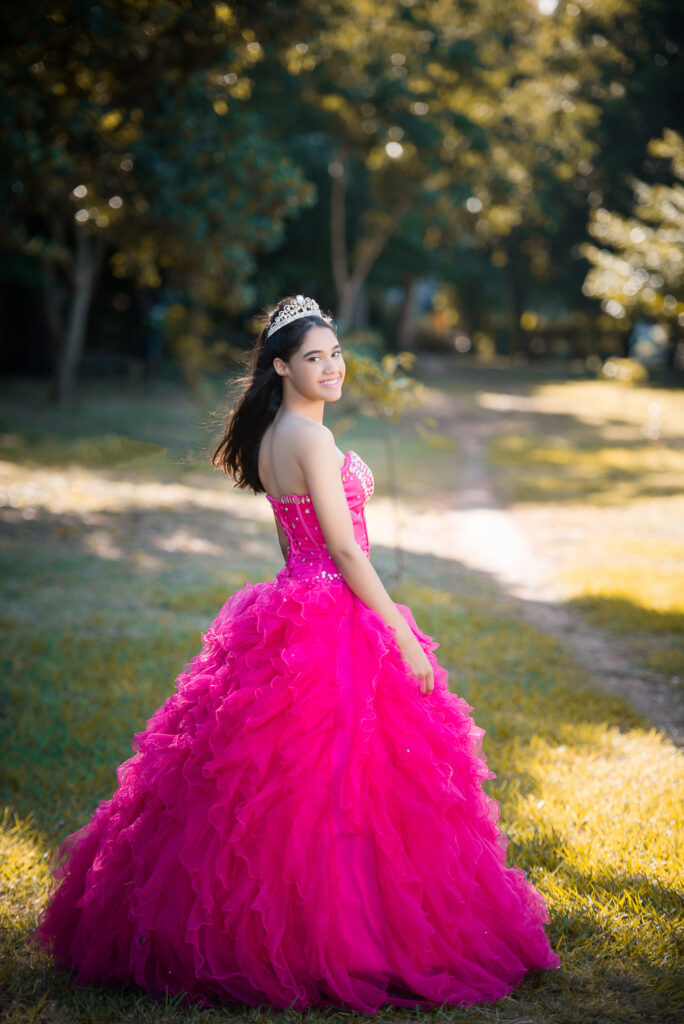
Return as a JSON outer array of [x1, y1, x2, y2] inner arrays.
[[307, 349, 341, 362]]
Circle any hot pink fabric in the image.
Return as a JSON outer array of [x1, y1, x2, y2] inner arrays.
[[33, 449, 560, 1011]]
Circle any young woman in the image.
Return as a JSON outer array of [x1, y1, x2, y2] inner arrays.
[[33, 295, 560, 1012]]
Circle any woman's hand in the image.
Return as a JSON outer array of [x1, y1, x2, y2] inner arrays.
[[396, 627, 434, 695]]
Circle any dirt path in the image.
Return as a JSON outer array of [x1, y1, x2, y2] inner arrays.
[[1, 370, 680, 745], [401, 373, 684, 748]]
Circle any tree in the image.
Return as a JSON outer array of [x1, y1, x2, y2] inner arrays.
[[581, 128, 684, 362], [419, 0, 646, 355], [266, 0, 643, 349], [0, 1, 315, 403]]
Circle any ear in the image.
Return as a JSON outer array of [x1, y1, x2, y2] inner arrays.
[[273, 357, 288, 377]]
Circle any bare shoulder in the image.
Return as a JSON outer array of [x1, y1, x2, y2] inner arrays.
[[288, 418, 336, 464], [288, 416, 334, 443]]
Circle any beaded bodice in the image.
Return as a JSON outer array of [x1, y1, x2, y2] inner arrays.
[[266, 450, 374, 583]]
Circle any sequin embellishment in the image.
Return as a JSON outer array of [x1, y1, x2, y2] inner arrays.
[[268, 450, 373, 586], [342, 451, 374, 505]]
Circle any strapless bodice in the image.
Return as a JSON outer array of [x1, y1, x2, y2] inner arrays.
[[266, 450, 374, 583]]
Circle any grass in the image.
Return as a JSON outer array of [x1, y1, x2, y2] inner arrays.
[[2, 586, 682, 1024], [484, 376, 684, 506], [481, 375, 684, 692], [0, 429, 168, 470], [488, 435, 684, 504], [559, 541, 684, 681], [396, 584, 684, 1022], [324, 407, 461, 504], [1, 368, 683, 1023]]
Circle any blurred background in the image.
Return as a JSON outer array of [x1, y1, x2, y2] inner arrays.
[[1, 0, 683, 398], [2, 6, 684, 1022]]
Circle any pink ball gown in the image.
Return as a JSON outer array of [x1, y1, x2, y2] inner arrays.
[[33, 448, 560, 1011]]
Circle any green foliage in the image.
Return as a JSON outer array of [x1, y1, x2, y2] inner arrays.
[[343, 348, 425, 423], [0, 1, 317, 314], [582, 128, 684, 327], [598, 355, 649, 384], [4, 0, 670, 385]]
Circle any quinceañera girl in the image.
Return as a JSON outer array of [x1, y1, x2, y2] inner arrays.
[[33, 295, 560, 1012]]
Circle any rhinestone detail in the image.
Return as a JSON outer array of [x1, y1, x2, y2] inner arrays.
[[342, 451, 374, 505], [276, 494, 311, 504], [266, 295, 323, 339], [269, 449, 373, 585]]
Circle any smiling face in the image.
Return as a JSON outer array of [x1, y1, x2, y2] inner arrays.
[[273, 325, 345, 402]]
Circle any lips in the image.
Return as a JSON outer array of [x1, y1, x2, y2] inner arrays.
[[320, 378, 342, 388]]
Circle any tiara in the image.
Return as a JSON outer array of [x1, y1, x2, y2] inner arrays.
[[266, 295, 323, 339]]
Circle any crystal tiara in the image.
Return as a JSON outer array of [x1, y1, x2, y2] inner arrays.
[[265, 295, 324, 339]]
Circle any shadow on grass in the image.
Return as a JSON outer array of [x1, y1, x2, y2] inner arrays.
[[1, 370, 681, 1023], [0, 431, 172, 470], [487, 431, 684, 505], [0, 497, 280, 594], [0, 546, 650, 846], [541, 864, 684, 1023], [0, 562, 678, 1023], [567, 594, 684, 636]]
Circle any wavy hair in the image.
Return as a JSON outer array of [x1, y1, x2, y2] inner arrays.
[[211, 296, 336, 493]]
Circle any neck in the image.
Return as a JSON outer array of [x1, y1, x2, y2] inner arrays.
[[280, 385, 325, 424]]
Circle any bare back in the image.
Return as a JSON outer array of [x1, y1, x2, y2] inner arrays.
[[258, 414, 346, 499]]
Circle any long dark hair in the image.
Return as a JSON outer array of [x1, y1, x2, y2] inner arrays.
[[211, 296, 336, 493]]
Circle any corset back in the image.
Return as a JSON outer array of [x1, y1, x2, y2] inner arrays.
[[266, 450, 374, 582]]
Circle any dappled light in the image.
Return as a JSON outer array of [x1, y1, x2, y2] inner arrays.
[[489, 435, 684, 503], [1, 0, 683, 1013], [1, 364, 683, 1021]]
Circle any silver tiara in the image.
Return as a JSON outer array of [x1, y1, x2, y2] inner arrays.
[[266, 295, 323, 339]]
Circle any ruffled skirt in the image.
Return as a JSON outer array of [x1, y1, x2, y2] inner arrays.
[[33, 571, 560, 1011]]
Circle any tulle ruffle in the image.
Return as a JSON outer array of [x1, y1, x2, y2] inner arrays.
[[33, 574, 560, 1011]]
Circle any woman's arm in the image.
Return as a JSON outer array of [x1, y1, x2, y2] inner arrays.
[[298, 427, 434, 693]]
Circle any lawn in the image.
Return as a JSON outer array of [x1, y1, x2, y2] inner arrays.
[[483, 375, 684, 693], [1, 367, 682, 1024]]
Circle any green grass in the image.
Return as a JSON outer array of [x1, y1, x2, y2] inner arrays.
[[2, 585, 682, 1024], [0, 430, 168, 469], [395, 584, 684, 1022], [484, 377, 684, 506], [481, 376, 684, 691], [1, 370, 683, 1023], [324, 405, 461, 502], [487, 435, 684, 505], [560, 555, 684, 681]]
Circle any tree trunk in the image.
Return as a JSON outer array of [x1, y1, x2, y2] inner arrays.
[[330, 143, 416, 336], [330, 146, 349, 315], [43, 257, 65, 370], [504, 247, 526, 358], [56, 225, 106, 406], [665, 319, 682, 370], [185, 291, 208, 395], [395, 274, 418, 352], [44, 213, 69, 400], [352, 280, 370, 330], [336, 279, 357, 334]]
